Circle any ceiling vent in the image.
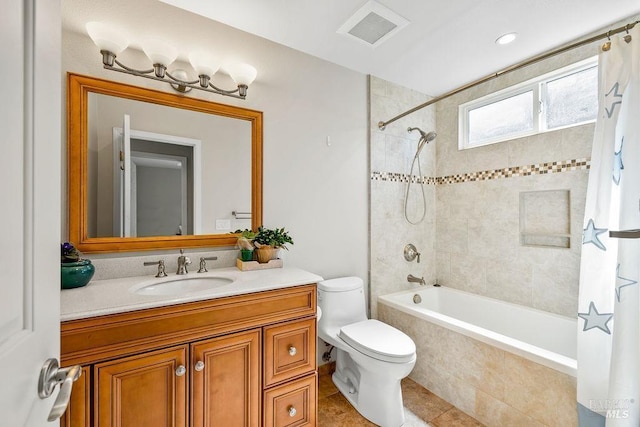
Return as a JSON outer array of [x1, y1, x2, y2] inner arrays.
[[337, 0, 409, 48]]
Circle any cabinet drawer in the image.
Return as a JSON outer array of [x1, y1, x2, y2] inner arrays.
[[263, 374, 317, 427], [264, 318, 316, 387]]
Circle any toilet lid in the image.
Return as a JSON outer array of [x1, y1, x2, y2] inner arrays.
[[339, 319, 416, 363]]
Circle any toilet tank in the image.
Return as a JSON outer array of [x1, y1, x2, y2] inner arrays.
[[317, 277, 368, 339]]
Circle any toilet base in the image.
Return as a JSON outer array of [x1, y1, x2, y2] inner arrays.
[[331, 349, 412, 427]]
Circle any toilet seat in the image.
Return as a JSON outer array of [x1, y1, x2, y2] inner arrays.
[[339, 319, 416, 363]]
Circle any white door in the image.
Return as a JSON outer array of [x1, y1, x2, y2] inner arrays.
[[0, 0, 64, 425], [123, 114, 133, 237]]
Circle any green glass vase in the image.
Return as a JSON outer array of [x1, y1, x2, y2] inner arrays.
[[61, 259, 95, 289]]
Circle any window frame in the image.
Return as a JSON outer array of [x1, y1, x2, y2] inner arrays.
[[458, 56, 597, 150]]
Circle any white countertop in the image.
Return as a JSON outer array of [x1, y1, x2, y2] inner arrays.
[[61, 267, 323, 321]]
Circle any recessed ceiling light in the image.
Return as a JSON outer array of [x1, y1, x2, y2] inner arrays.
[[495, 32, 518, 45]]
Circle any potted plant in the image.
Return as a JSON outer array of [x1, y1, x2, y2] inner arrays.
[[61, 242, 95, 289], [235, 229, 258, 261], [253, 226, 294, 263]]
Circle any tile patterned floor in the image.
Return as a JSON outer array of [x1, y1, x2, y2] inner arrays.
[[318, 365, 484, 426]]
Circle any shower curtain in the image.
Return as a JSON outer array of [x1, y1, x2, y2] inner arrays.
[[577, 25, 640, 426]]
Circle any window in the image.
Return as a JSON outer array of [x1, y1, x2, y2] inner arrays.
[[459, 57, 597, 149]]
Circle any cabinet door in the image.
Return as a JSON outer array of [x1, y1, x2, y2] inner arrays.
[[191, 329, 261, 427], [60, 366, 91, 427], [95, 345, 188, 427]]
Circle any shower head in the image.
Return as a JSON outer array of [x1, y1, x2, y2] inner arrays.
[[407, 127, 427, 138], [408, 127, 437, 158], [407, 127, 437, 143], [423, 131, 437, 143]]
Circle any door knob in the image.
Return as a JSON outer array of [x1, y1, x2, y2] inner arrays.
[[176, 365, 186, 376], [195, 361, 205, 371], [38, 358, 82, 422], [288, 346, 297, 356]]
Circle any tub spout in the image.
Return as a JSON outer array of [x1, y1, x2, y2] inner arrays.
[[407, 274, 426, 285]]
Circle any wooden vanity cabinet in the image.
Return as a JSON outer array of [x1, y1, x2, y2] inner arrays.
[[60, 284, 316, 427]]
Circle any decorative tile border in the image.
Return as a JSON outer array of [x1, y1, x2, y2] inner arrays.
[[371, 171, 436, 184], [371, 158, 590, 185]]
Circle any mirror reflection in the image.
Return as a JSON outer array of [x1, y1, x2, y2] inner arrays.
[[87, 93, 251, 238], [68, 73, 263, 253]]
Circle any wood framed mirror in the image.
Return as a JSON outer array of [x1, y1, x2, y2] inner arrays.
[[67, 73, 262, 253]]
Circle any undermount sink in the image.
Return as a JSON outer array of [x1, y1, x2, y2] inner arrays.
[[133, 276, 234, 296]]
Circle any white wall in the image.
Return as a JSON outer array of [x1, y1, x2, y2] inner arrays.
[[61, 3, 368, 283]]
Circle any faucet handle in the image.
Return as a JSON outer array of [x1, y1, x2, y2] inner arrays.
[[404, 244, 421, 263], [197, 256, 219, 273], [143, 260, 167, 277]]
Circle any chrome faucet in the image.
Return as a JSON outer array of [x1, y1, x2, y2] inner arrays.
[[407, 274, 426, 286], [177, 249, 191, 275]]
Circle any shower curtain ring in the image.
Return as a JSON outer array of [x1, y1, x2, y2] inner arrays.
[[624, 25, 632, 43], [602, 30, 612, 51]]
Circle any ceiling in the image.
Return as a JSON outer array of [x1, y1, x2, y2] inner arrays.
[[64, 0, 640, 97]]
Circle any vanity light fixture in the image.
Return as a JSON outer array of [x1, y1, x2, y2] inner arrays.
[[85, 22, 257, 99]]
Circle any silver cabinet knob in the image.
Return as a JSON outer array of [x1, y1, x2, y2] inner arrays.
[[175, 365, 186, 376], [195, 361, 205, 371], [288, 346, 297, 356], [288, 406, 297, 417]]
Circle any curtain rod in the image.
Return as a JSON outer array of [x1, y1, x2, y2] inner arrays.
[[378, 20, 640, 131]]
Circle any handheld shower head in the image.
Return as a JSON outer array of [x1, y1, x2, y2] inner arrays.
[[407, 127, 437, 143], [404, 127, 437, 225], [423, 131, 437, 143], [407, 127, 427, 138], [408, 127, 437, 157]]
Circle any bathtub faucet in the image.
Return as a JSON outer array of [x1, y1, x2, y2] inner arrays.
[[407, 274, 426, 286]]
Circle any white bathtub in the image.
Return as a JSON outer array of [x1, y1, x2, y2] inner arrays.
[[378, 286, 577, 376]]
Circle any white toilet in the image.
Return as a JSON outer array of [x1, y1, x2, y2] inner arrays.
[[317, 277, 416, 427]]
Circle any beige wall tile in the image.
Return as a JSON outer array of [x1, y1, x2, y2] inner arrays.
[[448, 254, 488, 295], [485, 257, 534, 306], [475, 391, 545, 427], [370, 78, 437, 317], [503, 352, 577, 426]]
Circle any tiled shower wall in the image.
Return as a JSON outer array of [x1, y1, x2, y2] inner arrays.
[[434, 43, 598, 318], [370, 39, 602, 318], [369, 76, 437, 317]]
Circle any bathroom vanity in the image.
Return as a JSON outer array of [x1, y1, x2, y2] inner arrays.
[[60, 267, 320, 426]]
